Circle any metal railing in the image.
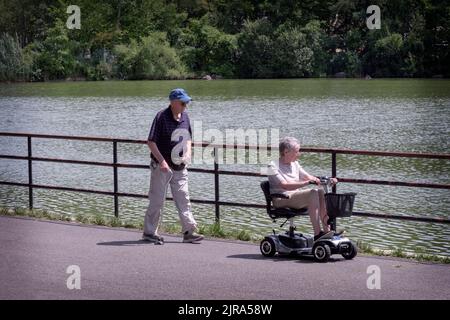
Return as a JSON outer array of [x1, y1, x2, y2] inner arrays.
[[0, 132, 449, 225]]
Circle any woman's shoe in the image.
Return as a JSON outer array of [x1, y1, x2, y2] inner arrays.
[[313, 231, 325, 241], [313, 230, 334, 241]]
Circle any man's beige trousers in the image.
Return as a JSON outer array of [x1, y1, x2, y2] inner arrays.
[[144, 160, 197, 235]]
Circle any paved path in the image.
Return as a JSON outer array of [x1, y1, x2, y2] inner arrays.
[[1, 216, 449, 300]]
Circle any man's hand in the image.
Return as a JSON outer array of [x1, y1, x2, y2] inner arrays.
[[160, 160, 171, 172], [181, 154, 191, 165], [331, 178, 338, 185], [148, 141, 171, 172]]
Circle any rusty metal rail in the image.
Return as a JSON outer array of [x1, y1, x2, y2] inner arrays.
[[0, 132, 449, 224]]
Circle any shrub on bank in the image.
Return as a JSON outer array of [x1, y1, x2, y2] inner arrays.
[[32, 20, 77, 81], [114, 32, 187, 80], [0, 33, 33, 81]]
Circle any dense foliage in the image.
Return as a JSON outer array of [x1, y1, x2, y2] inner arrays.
[[1, 0, 449, 81]]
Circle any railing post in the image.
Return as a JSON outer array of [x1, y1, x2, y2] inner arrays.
[[330, 151, 337, 231], [27, 136, 33, 209], [214, 147, 220, 223], [113, 141, 119, 217], [332, 151, 337, 194]]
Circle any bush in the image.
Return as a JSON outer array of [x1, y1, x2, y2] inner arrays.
[[114, 32, 187, 80], [328, 50, 362, 77], [345, 51, 362, 77], [123, 220, 138, 228], [75, 214, 90, 224], [0, 33, 32, 81], [236, 229, 252, 241], [0, 207, 11, 215], [301, 20, 329, 77], [236, 18, 275, 78], [272, 25, 314, 77], [178, 17, 237, 77], [31, 19, 77, 80], [92, 214, 106, 226], [236, 19, 320, 78], [13, 207, 27, 216], [92, 61, 113, 80], [107, 216, 122, 227], [373, 33, 405, 77]]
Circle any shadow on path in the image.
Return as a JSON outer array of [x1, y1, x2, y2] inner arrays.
[[227, 253, 343, 264]]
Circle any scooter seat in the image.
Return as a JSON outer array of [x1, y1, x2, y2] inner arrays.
[[261, 181, 309, 220], [269, 207, 308, 219]]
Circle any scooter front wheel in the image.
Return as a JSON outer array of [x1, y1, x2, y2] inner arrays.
[[260, 237, 277, 257], [342, 242, 357, 260]]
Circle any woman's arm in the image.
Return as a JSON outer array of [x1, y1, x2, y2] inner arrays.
[[278, 180, 311, 190], [298, 165, 321, 185]]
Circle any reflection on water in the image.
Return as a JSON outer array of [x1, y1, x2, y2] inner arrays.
[[0, 80, 449, 256]]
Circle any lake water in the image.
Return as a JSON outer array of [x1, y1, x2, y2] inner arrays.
[[0, 79, 449, 256]]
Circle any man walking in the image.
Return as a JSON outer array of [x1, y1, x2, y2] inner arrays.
[[142, 88, 204, 243]]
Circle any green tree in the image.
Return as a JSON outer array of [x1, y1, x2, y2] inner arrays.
[[422, 0, 450, 76], [373, 33, 404, 77], [114, 32, 187, 80], [301, 20, 329, 77], [178, 17, 237, 77], [272, 25, 314, 77], [32, 19, 76, 80], [208, 0, 257, 34], [0, 33, 33, 81], [236, 18, 275, 78], [0, 0, 55, 47], [236, 18, 325, 78], [0, 0, 449, 79]]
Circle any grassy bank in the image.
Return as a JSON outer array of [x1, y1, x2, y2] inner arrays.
[[1, 206, 449, 264], [0, 206, 256, 242]]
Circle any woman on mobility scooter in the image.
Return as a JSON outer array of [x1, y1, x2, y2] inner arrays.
[[267, 136, 344, 242]]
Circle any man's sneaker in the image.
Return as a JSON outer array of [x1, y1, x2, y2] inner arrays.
[[313, 230, 334, 241], [142, 233, 164, 242], [183, 231, 204, 243], [334, 229, 345, 237]]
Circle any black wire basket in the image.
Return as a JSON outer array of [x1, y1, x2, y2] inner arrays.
[[325, 192, 357, 218]]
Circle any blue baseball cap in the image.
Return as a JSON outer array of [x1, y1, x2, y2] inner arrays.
[[169, 88, 192, 103]]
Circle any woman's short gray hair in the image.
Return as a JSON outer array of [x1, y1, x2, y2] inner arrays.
[[279, 137, 300, 155]]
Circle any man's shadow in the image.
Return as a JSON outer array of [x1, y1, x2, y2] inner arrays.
[[97, 239, 179, 246]]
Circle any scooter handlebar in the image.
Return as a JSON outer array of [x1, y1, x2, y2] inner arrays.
[[310, 177, 331, 185]]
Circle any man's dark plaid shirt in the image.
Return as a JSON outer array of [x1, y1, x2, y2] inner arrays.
[[148, 106, 192, 171]]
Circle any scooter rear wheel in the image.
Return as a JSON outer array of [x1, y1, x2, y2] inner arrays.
[[313, 243, 331, 262], [260, 238, 276, 257]]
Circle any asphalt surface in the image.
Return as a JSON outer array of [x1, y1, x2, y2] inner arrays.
[[1, 215, 449, 300]]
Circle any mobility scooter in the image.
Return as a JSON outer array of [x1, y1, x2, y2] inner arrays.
[[260, 177, 357, 262]]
